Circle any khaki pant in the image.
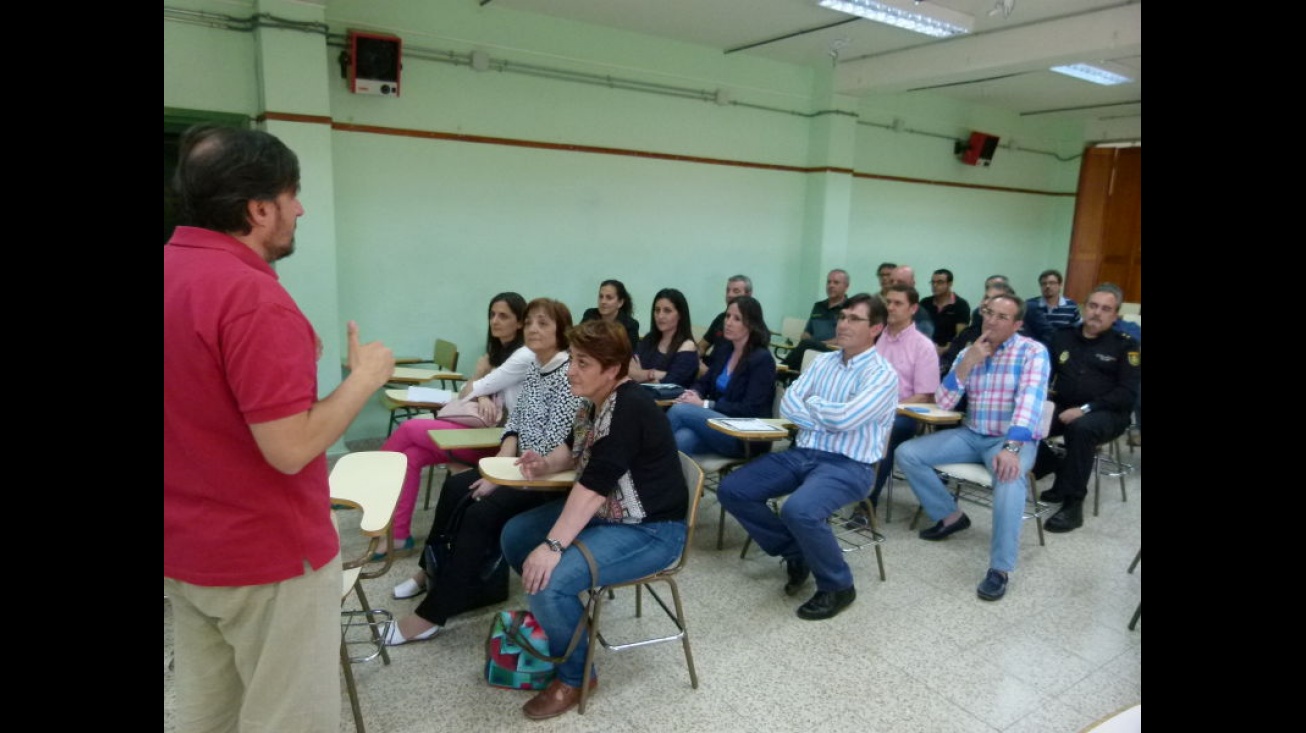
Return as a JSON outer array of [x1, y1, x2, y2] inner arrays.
[[165, 555, 342, 733]]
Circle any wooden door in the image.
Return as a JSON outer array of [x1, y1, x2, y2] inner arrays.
[[1065, 147, 1141, 305]]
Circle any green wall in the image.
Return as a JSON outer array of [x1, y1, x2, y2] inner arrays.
[[164, 0, 1091, 444]]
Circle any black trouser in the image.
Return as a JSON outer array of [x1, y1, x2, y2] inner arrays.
[[415, 468, 555, 625], [1033, 409, 1130, 502]]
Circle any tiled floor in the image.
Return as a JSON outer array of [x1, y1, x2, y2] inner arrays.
[[164, 440, 1141, 732]]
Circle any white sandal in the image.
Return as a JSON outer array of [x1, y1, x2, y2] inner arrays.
[[393, 577, 427, 600], [383, 621, 441, 646]]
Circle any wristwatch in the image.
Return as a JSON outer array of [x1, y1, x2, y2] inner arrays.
[[1080, 403, 1092, 414], [543, 538, 564, 553], [1003, 440, 1022, 454]]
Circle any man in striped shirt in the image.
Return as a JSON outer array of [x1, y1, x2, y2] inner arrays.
[[1028, 269, 1081, 331], [718, 292, 898, 621], [896, 293, 1050, 602]]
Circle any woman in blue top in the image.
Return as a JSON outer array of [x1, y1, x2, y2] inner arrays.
[[667, 295, 776, 457], [627, 287, 699, 389]]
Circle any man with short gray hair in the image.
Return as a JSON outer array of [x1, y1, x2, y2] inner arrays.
[[1030, 283, 1139, 532]]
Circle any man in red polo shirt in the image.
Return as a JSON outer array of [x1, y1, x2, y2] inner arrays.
[[164, 124, 394, 732]]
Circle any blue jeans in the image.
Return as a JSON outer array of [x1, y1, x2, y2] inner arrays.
[[717, 447, 877, 591], [896, 428, 1037, 574], [667, 402, 759, 458], [501, 501, 686, 688], [869, 413, 920, 504]]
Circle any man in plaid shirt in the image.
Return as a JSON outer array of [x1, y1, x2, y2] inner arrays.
[[896, 293, 1050, 601]]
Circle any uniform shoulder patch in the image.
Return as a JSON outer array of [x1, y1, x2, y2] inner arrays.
[[1127, 351, 1140, 367]]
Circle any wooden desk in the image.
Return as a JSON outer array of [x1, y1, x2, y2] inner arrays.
[[707, 418, 790, 441], [389, 366, 463, 385], [384, 388, 447, 411], [430, 427, 502, 451], [897, 403, 963, 426], [478, 456, 574, 489]]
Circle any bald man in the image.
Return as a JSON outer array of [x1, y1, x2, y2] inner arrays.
[[889, 266, 935, 340]]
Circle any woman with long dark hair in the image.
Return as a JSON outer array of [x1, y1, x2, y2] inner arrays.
[[379, 292, 529, 553], [581, 278, 639, 351], [667, 295, 776, 457], [628, 287, 698, 389]]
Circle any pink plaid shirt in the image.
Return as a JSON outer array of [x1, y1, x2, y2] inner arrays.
[[938, 333, 1049, 442]]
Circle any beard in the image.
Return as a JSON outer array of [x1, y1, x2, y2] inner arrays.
[[267, 236, 297, 262]]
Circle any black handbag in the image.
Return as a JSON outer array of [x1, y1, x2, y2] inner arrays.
[[424, 492, 509, 615]]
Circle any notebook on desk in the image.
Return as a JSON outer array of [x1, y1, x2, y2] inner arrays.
[[711, 417, 785, 433]]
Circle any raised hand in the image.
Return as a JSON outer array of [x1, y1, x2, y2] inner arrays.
[[347, 320, 395, 388]]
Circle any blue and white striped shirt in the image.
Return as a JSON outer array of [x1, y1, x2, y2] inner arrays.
[[781, 347, 899, 465]]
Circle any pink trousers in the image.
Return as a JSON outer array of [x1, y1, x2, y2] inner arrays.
[[381, 418, 498, 541]]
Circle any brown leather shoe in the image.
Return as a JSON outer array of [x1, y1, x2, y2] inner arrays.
[[522, 677, 598, 720]]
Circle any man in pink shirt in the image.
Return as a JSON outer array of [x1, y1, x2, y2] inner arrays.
[[850, 283, 940, 524]]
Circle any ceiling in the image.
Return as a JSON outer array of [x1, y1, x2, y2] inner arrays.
[[482, 0, 1141, 132]]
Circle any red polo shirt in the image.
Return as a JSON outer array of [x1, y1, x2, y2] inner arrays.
[[164, 226, 338, 586]]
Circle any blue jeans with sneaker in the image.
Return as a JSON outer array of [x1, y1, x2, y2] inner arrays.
[[896, 427, 1037, 574], [717, 447, 877, 592], [501, 500, 686, 688]]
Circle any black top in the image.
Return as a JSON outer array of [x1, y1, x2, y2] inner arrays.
[[920, 294, 971, 347], [581, 309, 640, 352], [1047, 327, 1140, 415], [702, 310, 727, 357], [573, 380, 688, 524]]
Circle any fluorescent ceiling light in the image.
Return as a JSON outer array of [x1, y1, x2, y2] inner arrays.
[[819, 0, 974, 38], [1050, 63, 1133, 86]]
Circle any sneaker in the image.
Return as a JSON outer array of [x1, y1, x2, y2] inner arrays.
[[843, 510, 871, 530]]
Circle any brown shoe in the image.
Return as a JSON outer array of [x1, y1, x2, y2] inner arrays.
[[522, 677, 597, 720]]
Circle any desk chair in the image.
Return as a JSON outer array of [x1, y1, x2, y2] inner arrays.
[[330, 451, 407, 733], [1044, 432, 1133, 517], [576, 453, 705, 714], [698, 386, 790, 551], [771, 317, 806, 360], [382, 338, 461, 435], [910, 400, 1057, 547]]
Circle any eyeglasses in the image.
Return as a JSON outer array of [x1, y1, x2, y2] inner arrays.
[[837, 313, 870, 324], [979, 307, 1016, 322]]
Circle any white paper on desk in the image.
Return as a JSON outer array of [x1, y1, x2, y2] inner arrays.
[[713, 418, 784, 432], [405, 387, 455, 403]]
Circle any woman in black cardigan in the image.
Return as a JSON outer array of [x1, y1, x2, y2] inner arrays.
[[580, 278, 640, 352], [667, 295, 776, 457]]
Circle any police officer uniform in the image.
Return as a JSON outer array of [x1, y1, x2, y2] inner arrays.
[[1033, 326, 1140, 525]]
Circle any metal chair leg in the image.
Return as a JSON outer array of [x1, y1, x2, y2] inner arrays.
[[1128, 601, 1141, 630], [341, 638, 366, 733]]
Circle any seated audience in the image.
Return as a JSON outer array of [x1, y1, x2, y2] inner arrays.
[[581, 278, 639, 351], [1031, 283, 1139, 532], [379, 292, 529, 554], [628, 287, 699, 389], [668, 295, 776, 457], [896, 293, 1050, 602], [1028, 269, 1081, 331], [849, 284, 939, 526], [919, 268, 971, 356], [500, 319, 688, 720], [718, 293, 898, 621], [887, 266, 935, 340], [782, 268, 850, 371], [385, 298, 585, 645]]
